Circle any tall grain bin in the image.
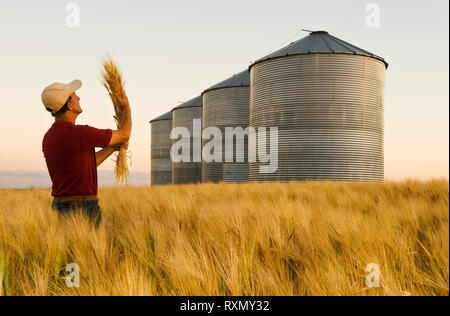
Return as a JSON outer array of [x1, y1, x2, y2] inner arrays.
[[202, 70, 250, 183], [249, 31, 388, 182], [150, 111, 173, 185], [172, 96, 203, 184]]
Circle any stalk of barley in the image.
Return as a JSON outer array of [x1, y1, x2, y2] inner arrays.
[[100, 56, 129, 184], [0, 264, 3, 296], [0, 259, 4, 297]]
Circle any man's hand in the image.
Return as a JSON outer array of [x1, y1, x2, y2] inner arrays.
[[114, 93, 130, 108], [112, 142, 129, 151], [96, 142, 129, 167]]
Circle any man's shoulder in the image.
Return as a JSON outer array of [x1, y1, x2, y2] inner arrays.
[[75, 124, 91, 129], [75, 124, 112, 133], [74, 124, 99, 133], [75, 124, 104, 129], [42, 124, 57, 141]]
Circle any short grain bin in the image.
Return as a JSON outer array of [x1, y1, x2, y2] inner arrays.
[[150, 111, 173, 185], [171, 96, 203, 184]]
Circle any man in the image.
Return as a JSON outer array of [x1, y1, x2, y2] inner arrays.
[[41, 79, 132, 227]]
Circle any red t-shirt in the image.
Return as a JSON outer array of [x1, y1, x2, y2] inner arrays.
[[42, 121, 112, 198]]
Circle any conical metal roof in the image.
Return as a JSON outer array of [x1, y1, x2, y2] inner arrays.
[[150, 111, 172, 123], [172, 95, 203, 111], [251, 31, 388, 68], [203, 70, 250, 95]]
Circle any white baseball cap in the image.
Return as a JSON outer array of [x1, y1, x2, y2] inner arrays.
[[41, 79, 82, 113]]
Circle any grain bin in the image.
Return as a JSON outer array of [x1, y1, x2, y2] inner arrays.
[[150, 111, 172, 185], [202, 70, 250, 183], [172, 96, 203, 184], [249, 31, 388, 182]]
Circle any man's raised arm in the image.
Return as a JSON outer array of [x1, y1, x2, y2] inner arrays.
[[109, 93, 132, 146]]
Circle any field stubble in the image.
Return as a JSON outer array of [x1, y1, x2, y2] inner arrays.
[[0, 180, 448, 296]]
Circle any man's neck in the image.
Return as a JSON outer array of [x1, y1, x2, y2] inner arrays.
[[55, 114, 77, 125]]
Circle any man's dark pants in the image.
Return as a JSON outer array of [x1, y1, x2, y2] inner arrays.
[[52, 198, 102, 228]]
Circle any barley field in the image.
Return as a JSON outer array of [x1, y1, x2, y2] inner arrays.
[[0, 180, 448, 296]]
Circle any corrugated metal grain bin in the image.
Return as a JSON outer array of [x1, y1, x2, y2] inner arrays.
[[172, 96, 203, 184], [202, 70, 250, 183], [150, 111, 173, 185], [249, 31, 388, 182]]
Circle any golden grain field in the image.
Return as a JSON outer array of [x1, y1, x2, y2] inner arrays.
[[0, 180, 448, 296]]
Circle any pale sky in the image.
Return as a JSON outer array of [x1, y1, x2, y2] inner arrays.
[[0, 0, 448, 184]]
